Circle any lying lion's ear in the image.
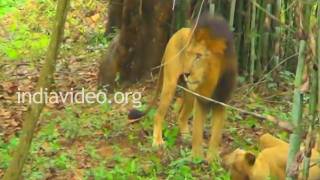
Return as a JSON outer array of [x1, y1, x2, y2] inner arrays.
[[245, 152, 256, 166]]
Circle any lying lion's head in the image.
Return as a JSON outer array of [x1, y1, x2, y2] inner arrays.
[[223, 148, 256, 180]]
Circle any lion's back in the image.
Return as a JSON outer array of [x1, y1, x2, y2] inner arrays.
[[164, 28, 192, 55]]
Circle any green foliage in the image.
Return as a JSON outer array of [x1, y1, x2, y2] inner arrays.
[[86, 159, 143, 180], [59, 107, 81, 140], [0, 0, 54, 61], [168, 153, 194, 179], [52, 153, 71, 170], [164, 126, 179, 148], [85, 143, 100, 160], [0, 0, 25, 17], [88, 32, 108, 46], [37, 120, 60, 142], [89, 164, 111, 180], [210, 161, 231, 180], [0, 137, 19, 169], [100, 101, 112, 113], [0, 0, 107, 62], [134, 107, 156, 141]]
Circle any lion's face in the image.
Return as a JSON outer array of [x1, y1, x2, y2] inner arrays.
[[223, 148, 255, 180], [184, 39, 212, 91]]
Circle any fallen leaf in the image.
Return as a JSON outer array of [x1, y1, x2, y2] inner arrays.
[[90, 14, 100, 22], [2, 82, 18, 95], [0, 108, 11, 119]]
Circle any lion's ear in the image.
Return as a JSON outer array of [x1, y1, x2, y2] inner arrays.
[[244, 152, 256, 166]]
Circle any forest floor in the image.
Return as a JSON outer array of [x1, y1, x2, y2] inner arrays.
[[0, 0, 297, 179]]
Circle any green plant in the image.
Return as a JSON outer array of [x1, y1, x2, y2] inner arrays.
[[59, 107, 81, 140], [163, 126, 179, 148], [51, 153, 72, 170], [0, 137, 19, 169], [168, 154, 194, 179], [86, 158, 143, 180], [210, 161, 231, 180], [0, 0, 54, 61], [90, 164, 112, 180], [85, 144, 100, 160], [0, 0, 25, 16]]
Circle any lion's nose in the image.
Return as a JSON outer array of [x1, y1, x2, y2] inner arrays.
[[195, 53, 202, 59]]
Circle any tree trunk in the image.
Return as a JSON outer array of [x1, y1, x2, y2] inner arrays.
[[105, 0, 123, 35], [98, 0, 172, 87], [317, 0, 320, 152], [3, 0, 69, 179]]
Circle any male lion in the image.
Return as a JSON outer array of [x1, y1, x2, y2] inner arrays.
[[129, 14, 237, 161]]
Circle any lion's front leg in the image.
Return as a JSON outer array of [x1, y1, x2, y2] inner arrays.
[[207, 105, 226, 162], [177, 92, 194, 139], [191, 99, 208, 159]]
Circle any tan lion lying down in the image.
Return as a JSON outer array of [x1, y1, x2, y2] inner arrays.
[[223, 133, 320, 180]]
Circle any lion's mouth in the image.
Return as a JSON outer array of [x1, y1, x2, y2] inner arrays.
[[187, 80, 201, 85], [182, 73, 201, 91]]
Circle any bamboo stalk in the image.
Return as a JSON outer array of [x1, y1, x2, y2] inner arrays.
[[303, 8, 319, 173], [262, 3, 272, 70], [317, 0, 320, 152], [229, 0, 236, 30], [283, 0, 292, 69], [216, 0, 221, 14], [285, 40, 306, 180], [235, 0, 244, 63], [250, 0, 257, 83], [273, 0, 282, 70], [255, 0, 265, 77], [302, 65, 318, 180], [302, 128, 312, 180], [174, 0, 190, 30], [240, 0, 251, 74], [303, 0, 312, 33], [209, 0, 215, 16], [2, 1, 70, 179]]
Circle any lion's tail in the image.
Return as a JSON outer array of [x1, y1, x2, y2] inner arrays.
[[128, 60, 164, 120]]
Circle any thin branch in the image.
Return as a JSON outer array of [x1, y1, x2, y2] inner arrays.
[[243, 53, 299, 95], [250, 0, 291, 30], [177, 85, 294, 132]]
